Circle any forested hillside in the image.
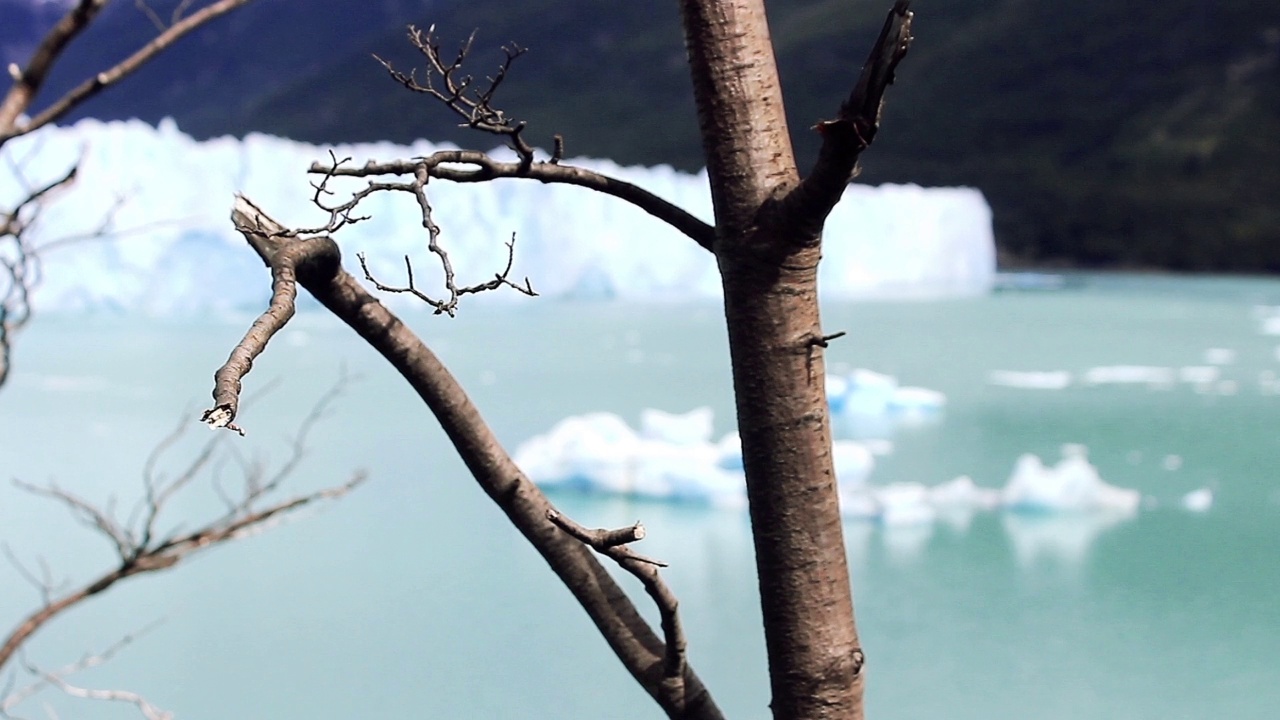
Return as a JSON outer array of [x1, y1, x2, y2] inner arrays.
[[5, 0, 1277, 269]]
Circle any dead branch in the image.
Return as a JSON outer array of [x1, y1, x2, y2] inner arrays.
[[309, 151, 717, 252], [360, 26, 716, 252], [133, 0, 199, 34], [1, 545, 64, 609], [0, 0, 256, 143], [296, 155, 537, 316], [1, 624, 159, 715], [203, 198, 340, 428], [1, 0, 257, 392], [376, 25, 535, 163], [779, 0, 913, 240], [0, 150, 183, 391], [0, 377, 365, 687], [205, 196, 724, 720], [0, 161, 80, 387], [17, 654, 173, 720], [546, 509, 688, 701]]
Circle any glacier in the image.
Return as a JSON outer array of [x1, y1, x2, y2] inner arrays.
[[1, 119, 996, 314]]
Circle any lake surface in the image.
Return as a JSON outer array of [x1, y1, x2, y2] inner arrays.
[[2, 274, 1278, 719]]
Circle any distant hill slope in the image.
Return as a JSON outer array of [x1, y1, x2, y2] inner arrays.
[[6, 0, 1278, 270]]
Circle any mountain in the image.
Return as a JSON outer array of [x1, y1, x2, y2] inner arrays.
[[4, 0, 1278, 270]]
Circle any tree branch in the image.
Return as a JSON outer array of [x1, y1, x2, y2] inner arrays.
[[1, 623, 160, 715], [310, 152, 716, 252], [1, 379, 364, 681], [0, 0, 256, 143], [297, 155, 537, 316], [547, 510, 688, 702], [363, 25, 715, 252], [375, 25, 535, 163], [0, 161, 80, 388], [205, 196, 724, 720], [0, 0, 109, 134], [778, 0, 913, 240]]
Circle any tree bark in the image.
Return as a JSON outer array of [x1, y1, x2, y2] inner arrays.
[[679, 1, 864, 718]]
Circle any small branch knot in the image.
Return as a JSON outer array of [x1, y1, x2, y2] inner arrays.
[[808, 330, 847, 349]]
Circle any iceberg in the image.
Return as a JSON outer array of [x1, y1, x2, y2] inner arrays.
[[514, 407, 877, 506], [1082, 366, 1176, 387], [516, 408, 1148, 567], [988, 370, 1073, 390], [512, 410, 745, 506], [1002, 444, 1141, 515], [827, 369, 946, 438], [1, 119, 997, 314], [1181, 487, 1214, 512], [837, 476, 1000, 527]]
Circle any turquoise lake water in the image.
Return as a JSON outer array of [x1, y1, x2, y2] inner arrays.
[[1, 274, 1278, 719]]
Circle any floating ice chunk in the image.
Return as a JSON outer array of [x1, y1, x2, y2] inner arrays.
[[832, 440, 876, 486], [891, 386, 947, 414], [1204, 348, 1236, 365], [825, 374, 850, 412], [862, 438, 895, 456], [628, 441, 744, 505], [928, 476, 1002, 531], [1083, 366, 1175, 386], [837, 488, 882, 520], [929, 475, 1002, 510], [714, 431, 743, 471], [1178, 366, 1220, 384], [879, 484, 937, 526], [1260, 370, 1280, 395], [640, 407, 714, 445], [826, 369, 946, 437], [839, 476, 1003, 527], [1162, 454, 1183, 471], [834, 369, 898, 416], [514, 412, 641, 493], [1181, 487, 1214, 512], [1001, 446, 1141, 514], [988, 370, 1072, 389], [839, 483, 937, 526]]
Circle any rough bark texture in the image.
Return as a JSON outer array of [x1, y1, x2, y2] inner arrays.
[[679, 1, 867, 718]]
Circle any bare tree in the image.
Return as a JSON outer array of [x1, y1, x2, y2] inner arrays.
[[1, 0, 255, 390], [204, 2, 913, 719], [1, 379, 364, 719], [0, 3, 371, 718]]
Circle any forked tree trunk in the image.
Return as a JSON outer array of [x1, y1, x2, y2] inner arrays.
[[208, 3, 908, 717], [679, 1, 865, 718]]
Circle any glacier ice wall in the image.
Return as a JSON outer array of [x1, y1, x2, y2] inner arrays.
[[1, 119, 996, 314]]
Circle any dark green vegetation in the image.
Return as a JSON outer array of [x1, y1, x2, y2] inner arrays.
[[8, 0, 1278, 269]]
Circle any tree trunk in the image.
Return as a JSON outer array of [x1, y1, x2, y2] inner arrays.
[[679, 2, 864, 719]]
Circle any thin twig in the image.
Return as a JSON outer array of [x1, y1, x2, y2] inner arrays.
[[375, 25, 535, 163]]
